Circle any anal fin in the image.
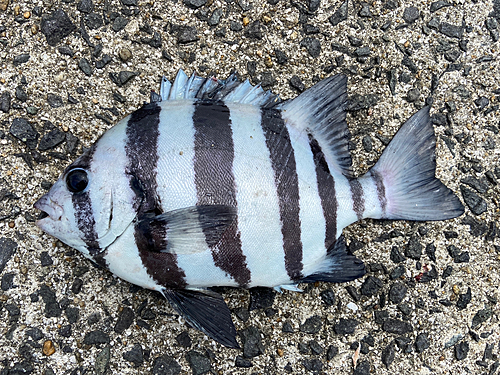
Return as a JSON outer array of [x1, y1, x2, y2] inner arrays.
[[300, 235, 365, 283], [162, 288, 239, 349]]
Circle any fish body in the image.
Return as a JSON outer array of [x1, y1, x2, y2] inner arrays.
[[34, 71, 464, 347]]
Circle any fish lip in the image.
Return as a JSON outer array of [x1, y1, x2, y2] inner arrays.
[[34, 196, 63, 224]]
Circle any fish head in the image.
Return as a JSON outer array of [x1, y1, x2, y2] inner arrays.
[[34, 141, 138, 260]]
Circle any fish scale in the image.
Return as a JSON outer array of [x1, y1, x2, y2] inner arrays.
[[34, 70, 464, 348]]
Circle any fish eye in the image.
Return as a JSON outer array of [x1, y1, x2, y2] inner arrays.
[[66, 169, 89, 193]]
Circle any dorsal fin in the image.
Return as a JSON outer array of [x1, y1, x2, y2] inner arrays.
[[280, 74, 353, 178], [157, 69, 281, 108]]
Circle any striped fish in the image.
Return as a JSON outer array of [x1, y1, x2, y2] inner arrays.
[[34, 70, 464, 348]]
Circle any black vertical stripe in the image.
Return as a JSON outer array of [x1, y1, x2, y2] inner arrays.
[[262, 109, 303, 281], [348, 178, 365, 220], [370, 170, 387, 217], [192, 101, 251, 287], [126, 103, 187, 289], [69, 144, 106, 267], [308, 134, 338, 250]]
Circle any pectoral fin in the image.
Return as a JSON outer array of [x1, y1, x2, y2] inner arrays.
[[162, 288, 239, 349], [136, 205, 237, 254]]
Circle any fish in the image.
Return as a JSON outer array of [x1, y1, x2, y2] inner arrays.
[[34, 70, 464, 348]]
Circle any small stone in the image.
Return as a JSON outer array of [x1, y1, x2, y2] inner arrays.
[[177, 26, 198, 44], [85, 12, 103, 29], [58, 324, 71, 337], [430, 1, 451, 12], [66, 307, 79, 323], [78, 58, 93, 76], [0, 91, 11, 112], [300, 37, 321, 58], [1, 238, 18, 275], [39, 284, 61, 318], [275, 49, 288, 65], [230, 21, 242, 31], [239, 326, 265, 358], [40, 9, 76, 46], [471, 307, 492, 329], [233, 306, 250, 322], [183, 0, 206, 9], [320, 288, 336, 306], [109, 71, 139, 87], [15, 86, 28, 102], [249, 287, 275, 310], [1, 272, 15, 290], [114, 307, 134, 333], [334, 318, 359, 335], [185, 350, 210, 375], [119, 48, 132, 62], [290, 75, 305, 92], [13, 54, 30, 66], [175, 331, 192, 348], [455, 341, 469, 360], [381, 342, 395, 368], [447, 245, 470, 263], [43, 340, 56, 356], [300, 315, 322, 334], [71, 278, 83, 294], [360, 276, 383, 297], [235, 355, 253, 368], [390, 246, 405, 263], [309, 340, 323, 355], [362, 135, 373, 152], [245, 20, 262, 40], [389, 282, 407, 304], [207, 8, 222, 26], [406, 88, 420, 102], [382, 318, 413, 335], [326, 345, 338, 360], [329, 0, 348, 26], [123, 343, 143, 367], [403, 7, 419, 23], [112, 16, 128, 32], [282, 321, 294, 333], [83, 330, 110, 345], [95, 346, 110, 375], [39, 128, 65, 151], [46, 94, 64, 108], [302, 359, 323, 372], [439, 22, 463, 39], [354, 360, 370, 375], [414, 333, 430, 353], [40, 251, 53, 266], [444, 49, 461, 62], [260, 72, 276, 89]]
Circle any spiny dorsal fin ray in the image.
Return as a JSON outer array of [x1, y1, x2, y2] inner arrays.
[[280, 74, 353, 178], [158, 69, 280, 108]]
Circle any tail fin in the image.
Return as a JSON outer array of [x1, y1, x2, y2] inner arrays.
[[367, 106, 464, 221]]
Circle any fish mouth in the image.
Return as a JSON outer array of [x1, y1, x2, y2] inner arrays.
[[34, 196, 63, 224]]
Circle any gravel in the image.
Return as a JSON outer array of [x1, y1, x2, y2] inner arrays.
[[0, 0, 499, 374]]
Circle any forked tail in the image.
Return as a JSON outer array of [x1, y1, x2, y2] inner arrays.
[[363, 106, 464, 221]]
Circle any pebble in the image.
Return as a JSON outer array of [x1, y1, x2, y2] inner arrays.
[[0, 91, 10, 112], [123, 343, 144, 367], [334, 318, 359, 335], [406, 88, 420, 102], [390, 246, 405, 263], [320, 288, 336, 306], [207, 8, 222, 26], [186, 350, 211, 375], [40, 9, 76, 46], [183, 0, 206, 9], [360, 276, 383, 297], [289, 75, 305, 92], [456, 287, 472, 310], [403, 7, 419, 23], [235, 355, 253, 367], [177, 26, 198, 44], [43, 340, 56, 356], [354, 360, 370, 375], [58, 324, 71, 338], [249, 287, 275, 310], [13, 53, 30, 66], [39, 251, 53, 266], [85, 13, 104, 30], [83, 330, 110, 345], [109, 71, 139, 87], [239, 326, 265, 358], [447, 245, 470, 263], [414, 333, 430, 353], [382, 318, 413, 335], [404, 236, 422, 260], [471, 307, 492, 329], [1, 272, 15, 291], [329, 0, 348, 26], [282, 321, 294, 333], [326, 345, 339, 360], [389, 282, 407, 304], [79, 58, 93, 77], [430, 1, 452, 12], [302, 359, 323, 372], [26, 327, 43, 341], [39, 284, 61, 318], [244, 20, 262, 40], [112, 16, 129, 32], [309, 340, 323, 355], [299, 315, 322, 334], [46, 94, 64, 108], [66, 307, 79, 323], [15, 86, 28, 102], [114, 306, 134, 333], [119, 48, 132, 62], [95, 346, 110, 375], [300, 38, 321, 58], [381, 342, 395, 368], [439, 22, 463, 39], [175, 331, 192, 348], [455, 341, 469, 360]]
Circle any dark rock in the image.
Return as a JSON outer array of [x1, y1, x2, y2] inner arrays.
[[362, 135, 373, 152], [334, 318, 359, 335], [46, 94, 64, 108], [85, 13, 104, 29], [114, 307, 134, 333], [300, 315, 322, 334], [151, 355, 181, 375], [245, 20, 262, 40], [233, 306, 250, 322], [26, 327, 43, 341], [347, 93, 378, 111], [326, 345, 339, 360], [0, 91, 11, 113], [390, 246, 405, 263], [430, 1, 451, 12], [447, 245, 470, 263], [207, 8, 223, 26], [83, 330, 110, 345], [360, 276, 383, 297], [123, 343, 144, 367], [58, 324, 72, 337], [329, 0, 348, 26], [1, 272, 15, 291], [346, 285, 361, 302], [249, 287, 275, 310], [417, 265, 438, 283], [235, 355, 253, 367], [121, 0, 138, 5], [260, 72, 276, 89], [0, 238, 17, 273], [439, 22, 463, 39], [15, 86, 28, 102], [112, 16, 128, 32], [395, 336, 413, 353], [177, 26, 199, 44], [79, 58, 93, 76], [303, 23, 320, 34], [41, 9, 76, 46], [300, 38, 321, 58], [353, 360, 370, 375], [309, 340, 323, 355], [39, 284, 61, 318], [230, 21, 243, 32], [183, 0, 206, 9], [389, 282, 407, 304], [471, 307, 492, 329], [87, 312, 101, 325], [77, 0, 94, 13], [290, 75, 305, 92], [455, 341, 469, 360], [403, 7, 419, 23], [302, 359, 323, 372], [239, 326, 265, 358], [320, 288, 336, 306], [405, 236, 422, 260], [38, 128, 65, 151], [456, 287, 471, 310], [387, 68, 397, 95], [483, 343, 494, 361], [66, 307, 79, 323], [13, 54, 30, 66], [8, 362, 33, 375], [414, 333, 429, 353], [382, 318, 413, 335], [71, 278, 83, 294], [381, 342, 395, 368], [444, 49, 461, 62], [298, 342, 310, 354], [109, 71, 139, 87], [39, 251, 53, 266], [406, 88, 420, 102], [175, 331, 191, 348]]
